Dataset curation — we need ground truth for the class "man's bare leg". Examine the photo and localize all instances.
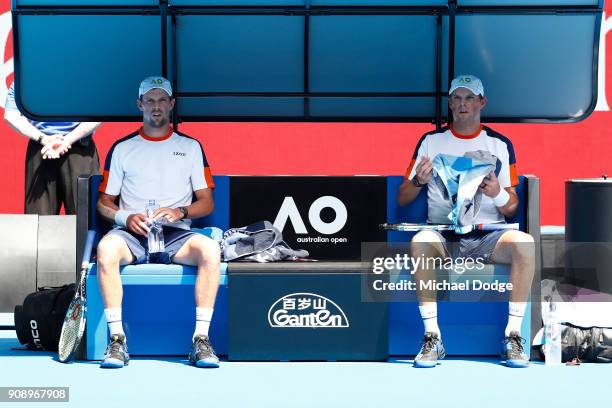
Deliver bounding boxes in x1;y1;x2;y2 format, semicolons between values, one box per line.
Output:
490;229;535;367
411;231;447;368
490;230;535;335
412;230;447;333
97;234;135;330
173;234;221;311
173;234;221;368
96;233;134;368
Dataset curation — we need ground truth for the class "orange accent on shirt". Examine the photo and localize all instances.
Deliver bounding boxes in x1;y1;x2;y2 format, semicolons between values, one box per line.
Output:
405;159;416;179
204;167;215;189
510;164;519;186
99;170;110;193
450;125;483;140
138;126;174;142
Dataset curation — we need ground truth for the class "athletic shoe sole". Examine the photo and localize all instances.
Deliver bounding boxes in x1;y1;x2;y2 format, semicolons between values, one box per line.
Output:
194;359;220;368
413;360;440;368
505;359;530;368
100;358;127;369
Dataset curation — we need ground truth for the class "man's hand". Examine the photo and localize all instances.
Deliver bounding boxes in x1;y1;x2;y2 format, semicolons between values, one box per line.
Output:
478;171;502;197
414;156;434;185
152;207;183;223
42;138;71;159
39;136;65;159
126;213;151;237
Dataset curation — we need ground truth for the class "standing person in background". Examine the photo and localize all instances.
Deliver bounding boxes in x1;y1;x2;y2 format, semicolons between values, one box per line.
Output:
4;82;101;214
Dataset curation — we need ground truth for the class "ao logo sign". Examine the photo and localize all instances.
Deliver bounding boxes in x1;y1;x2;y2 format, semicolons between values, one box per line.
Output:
268;293;350;328
273;196;347;235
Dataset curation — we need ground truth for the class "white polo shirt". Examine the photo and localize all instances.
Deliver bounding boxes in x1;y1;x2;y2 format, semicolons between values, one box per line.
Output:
406;125;519;225
100;127;214;230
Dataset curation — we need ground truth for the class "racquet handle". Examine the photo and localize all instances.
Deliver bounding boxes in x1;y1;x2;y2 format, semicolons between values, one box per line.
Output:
80;230;97;270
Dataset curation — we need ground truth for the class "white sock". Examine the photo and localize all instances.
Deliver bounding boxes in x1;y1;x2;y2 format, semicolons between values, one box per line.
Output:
104;308;124;336
419;304;441;338
505;302;527;336
194;307;214;340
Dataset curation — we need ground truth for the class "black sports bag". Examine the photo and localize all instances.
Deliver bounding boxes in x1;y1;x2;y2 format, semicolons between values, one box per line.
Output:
561;323;612;363
14;284;75;351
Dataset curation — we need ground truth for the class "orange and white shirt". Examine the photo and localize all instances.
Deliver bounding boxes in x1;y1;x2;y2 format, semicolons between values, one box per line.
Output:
100;127;214;230
406;125;519;225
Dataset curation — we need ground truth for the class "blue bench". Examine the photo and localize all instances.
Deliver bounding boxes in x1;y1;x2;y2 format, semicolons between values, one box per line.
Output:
77;174;540;359
78;175;229;360
386;175;540;356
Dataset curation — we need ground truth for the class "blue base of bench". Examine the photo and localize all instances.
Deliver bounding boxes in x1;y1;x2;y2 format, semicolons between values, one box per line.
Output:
390;302;531;356
389;264;531;355
85;262;529;359
85;263;228;361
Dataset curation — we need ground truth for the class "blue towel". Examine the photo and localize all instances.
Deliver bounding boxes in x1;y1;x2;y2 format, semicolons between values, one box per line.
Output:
432;154;495;234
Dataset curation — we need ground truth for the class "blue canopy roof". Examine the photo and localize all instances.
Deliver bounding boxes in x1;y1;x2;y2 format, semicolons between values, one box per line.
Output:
11;0;603;124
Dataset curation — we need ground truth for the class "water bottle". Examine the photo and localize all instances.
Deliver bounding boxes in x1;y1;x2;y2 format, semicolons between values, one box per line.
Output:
544;301;562;365
145;200;165;253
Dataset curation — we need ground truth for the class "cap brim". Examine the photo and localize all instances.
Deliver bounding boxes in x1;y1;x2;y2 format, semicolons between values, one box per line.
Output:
139;86;173;97
448;85;482;96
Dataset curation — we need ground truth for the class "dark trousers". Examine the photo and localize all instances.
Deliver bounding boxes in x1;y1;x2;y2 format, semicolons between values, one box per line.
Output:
24;137;100;215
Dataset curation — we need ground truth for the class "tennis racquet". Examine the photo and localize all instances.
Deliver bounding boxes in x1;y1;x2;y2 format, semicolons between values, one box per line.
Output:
380;222;520;232
58;230;96;363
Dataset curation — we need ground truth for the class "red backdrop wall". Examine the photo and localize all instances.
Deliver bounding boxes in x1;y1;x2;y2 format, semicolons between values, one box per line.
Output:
1;1;611;225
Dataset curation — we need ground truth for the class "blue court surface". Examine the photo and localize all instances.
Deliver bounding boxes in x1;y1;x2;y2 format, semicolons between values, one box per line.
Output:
0;333;608;408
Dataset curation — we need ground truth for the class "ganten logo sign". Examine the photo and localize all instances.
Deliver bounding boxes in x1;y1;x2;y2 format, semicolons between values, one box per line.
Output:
268;293;350;328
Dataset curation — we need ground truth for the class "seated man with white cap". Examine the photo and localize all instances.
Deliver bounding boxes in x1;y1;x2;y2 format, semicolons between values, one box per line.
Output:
397;74;535;368
95;76;221;369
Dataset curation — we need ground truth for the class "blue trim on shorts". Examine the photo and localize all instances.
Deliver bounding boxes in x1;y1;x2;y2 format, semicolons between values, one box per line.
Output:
107;226;196;265
436;229;509;263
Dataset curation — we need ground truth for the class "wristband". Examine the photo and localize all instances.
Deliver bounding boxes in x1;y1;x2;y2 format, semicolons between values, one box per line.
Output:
493;188;510;207
37;134;44;145
114;210;130;227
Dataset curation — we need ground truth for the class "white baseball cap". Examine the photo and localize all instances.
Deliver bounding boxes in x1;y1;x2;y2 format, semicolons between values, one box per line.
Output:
449;74;484;97
138;76;173;98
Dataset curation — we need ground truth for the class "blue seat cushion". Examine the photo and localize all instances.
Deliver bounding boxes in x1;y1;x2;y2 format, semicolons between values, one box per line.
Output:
87;263;228;286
